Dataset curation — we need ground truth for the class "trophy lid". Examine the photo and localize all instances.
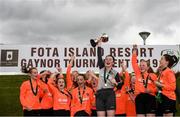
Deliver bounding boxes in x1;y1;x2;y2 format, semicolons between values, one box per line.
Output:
102;33;108;37
101;33;108;42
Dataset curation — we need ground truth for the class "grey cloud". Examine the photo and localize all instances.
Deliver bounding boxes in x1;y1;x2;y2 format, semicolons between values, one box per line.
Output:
0;0;121;44
0;0;179;45
128;0;180;35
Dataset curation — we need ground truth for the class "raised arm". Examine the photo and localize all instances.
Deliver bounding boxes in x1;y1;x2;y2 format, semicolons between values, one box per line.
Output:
66;55;75;90
97;40;104;69
120;61;130;87
56;67;64;78
131;44;141;77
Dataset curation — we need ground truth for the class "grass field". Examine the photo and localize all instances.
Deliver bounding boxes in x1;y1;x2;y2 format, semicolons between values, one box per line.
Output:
0;75;180;116
0;75;27;116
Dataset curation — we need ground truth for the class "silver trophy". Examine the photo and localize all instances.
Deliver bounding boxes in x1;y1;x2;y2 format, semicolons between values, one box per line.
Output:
90;33;109;47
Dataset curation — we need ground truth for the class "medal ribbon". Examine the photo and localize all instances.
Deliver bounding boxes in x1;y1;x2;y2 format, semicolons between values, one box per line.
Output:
104;68;112;85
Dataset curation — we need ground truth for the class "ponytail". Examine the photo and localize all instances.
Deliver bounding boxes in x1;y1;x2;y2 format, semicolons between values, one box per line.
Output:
163;54;178;68
171;55;178;67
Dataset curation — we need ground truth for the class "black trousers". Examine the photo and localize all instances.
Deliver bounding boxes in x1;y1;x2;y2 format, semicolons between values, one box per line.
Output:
74;110;89;117
115;114;126;117
23;109;40;116
40;108;53;116
53;109;70;116
135;93;156;114
156;94;176;116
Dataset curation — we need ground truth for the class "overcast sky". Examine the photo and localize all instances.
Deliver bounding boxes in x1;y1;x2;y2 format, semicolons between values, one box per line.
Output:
0;0;180;45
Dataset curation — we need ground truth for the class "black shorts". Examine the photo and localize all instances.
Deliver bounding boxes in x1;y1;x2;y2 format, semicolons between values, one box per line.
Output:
40;108;53;116
91;109;97;116
157;94;176;114
135;93;156;114
115;114;126;117
96;88;116;111
23;109;40;116
53;109;70;116
74;110;89;116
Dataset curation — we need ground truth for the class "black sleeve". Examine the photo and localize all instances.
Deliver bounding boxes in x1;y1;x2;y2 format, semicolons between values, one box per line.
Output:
115;73;124;90
97;46;104;69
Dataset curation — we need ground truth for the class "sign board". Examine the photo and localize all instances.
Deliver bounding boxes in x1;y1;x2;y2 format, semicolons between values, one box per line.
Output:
0;45;179;74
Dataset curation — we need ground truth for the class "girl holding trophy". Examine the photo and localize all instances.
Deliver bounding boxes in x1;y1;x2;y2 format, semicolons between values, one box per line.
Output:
94;34;124;117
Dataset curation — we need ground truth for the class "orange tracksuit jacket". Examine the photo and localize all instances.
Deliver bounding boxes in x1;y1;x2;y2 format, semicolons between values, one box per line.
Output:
20;79;43;110
66;64;76;91
159;67;176;100
91;87;97;110
86;80;98;110
115;71;129;115
132;53;157;96
122;72;136;116
48;84;71;111
71;86;93;116
38;80;53;109
125;94;136;116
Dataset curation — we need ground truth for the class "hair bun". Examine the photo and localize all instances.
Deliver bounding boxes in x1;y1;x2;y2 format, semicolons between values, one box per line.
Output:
163;54;179;68
171;55;178;68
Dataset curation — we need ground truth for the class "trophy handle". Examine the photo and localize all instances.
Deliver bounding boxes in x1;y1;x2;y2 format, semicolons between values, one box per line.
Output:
90;39;97;47
90;34;108;47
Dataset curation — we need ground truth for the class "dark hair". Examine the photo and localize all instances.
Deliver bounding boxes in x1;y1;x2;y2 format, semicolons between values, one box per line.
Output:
140;59;146;62
105;54;115;62
21;66;37;73
55;73;61;79
163;54;178;68
140;59;154;73
40;70;50;84
72;70;79;75
40;70;46;74
77;74;86;80
55;77;65;85
140;59;150;67
28;67;37;73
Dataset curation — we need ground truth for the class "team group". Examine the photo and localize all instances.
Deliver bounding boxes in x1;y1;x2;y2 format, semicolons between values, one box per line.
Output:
20;40;178;117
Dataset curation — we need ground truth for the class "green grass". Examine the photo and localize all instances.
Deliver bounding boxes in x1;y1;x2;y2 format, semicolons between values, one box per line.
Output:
0;75;179;116
0;75;27;116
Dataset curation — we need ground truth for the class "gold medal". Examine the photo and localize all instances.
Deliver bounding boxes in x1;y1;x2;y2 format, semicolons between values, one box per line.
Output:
105;83;107;87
